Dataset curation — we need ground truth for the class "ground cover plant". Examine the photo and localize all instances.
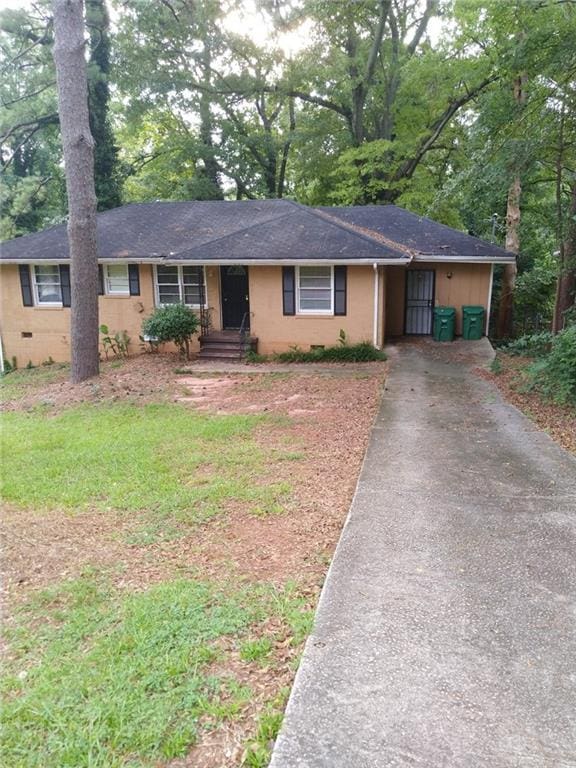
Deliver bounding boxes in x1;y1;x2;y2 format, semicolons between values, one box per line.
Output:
245;341;387;364
1;354;386;767
480;331;576;454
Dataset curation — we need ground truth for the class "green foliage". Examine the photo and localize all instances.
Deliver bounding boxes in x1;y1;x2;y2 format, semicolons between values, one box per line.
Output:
528;327;576;406
0;403;291;521
241;689;289;768
239;637;273;663
141;304;199;359
273;341;387;363
1;571;306;767
86;0;122;210
503;332;555;358
99;324;130;359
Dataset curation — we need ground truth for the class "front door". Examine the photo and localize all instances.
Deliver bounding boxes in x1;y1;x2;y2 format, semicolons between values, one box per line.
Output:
405;270;435;334
220;265;249;329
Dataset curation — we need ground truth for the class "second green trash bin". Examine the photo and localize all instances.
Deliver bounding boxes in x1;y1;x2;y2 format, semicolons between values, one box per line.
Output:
462;305;485;340
433;306;456;342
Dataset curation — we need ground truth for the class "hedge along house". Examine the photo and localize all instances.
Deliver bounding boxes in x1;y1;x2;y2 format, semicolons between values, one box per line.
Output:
0;200;515;366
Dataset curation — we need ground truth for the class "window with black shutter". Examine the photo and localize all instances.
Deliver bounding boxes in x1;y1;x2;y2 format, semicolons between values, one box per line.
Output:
282;266;295;315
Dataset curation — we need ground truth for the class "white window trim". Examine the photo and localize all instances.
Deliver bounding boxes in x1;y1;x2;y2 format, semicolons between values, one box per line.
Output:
296;265;334;315
32;265;63;307
103;264;130;296
153;264;207;308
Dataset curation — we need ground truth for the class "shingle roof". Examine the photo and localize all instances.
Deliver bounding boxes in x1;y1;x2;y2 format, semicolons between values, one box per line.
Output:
0;200;515;264
318;205;513;261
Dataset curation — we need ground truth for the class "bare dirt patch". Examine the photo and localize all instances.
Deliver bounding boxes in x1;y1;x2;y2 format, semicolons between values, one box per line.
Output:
1;354;386;766
477;354;576;455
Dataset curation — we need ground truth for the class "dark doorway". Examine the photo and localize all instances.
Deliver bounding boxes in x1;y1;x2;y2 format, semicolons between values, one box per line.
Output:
405;270;435;334
220;265;249;329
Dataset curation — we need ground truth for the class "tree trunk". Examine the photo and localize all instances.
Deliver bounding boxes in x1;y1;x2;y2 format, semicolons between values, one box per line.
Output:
496;72;526;339
552;179;576;332
53;0;99;383
496;176;521;338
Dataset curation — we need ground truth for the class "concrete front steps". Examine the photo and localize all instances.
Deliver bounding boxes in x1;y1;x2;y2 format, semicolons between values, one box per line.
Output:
198;331;258;361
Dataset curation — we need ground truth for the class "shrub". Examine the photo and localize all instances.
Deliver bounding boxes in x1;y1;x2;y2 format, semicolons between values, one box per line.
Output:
273;341;386;363
141;304;199;359
503;331;554;358
528;326;576;406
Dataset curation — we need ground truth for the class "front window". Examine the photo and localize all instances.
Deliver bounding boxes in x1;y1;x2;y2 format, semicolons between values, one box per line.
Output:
104;264;130;295
297;266;333;314
33;265;62;305
155;265;206;307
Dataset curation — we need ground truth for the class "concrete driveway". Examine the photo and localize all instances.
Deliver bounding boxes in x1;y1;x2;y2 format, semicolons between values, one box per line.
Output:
270;340;576;768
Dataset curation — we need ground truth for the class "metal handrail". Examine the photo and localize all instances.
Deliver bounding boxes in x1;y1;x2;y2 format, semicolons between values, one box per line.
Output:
238;311;253;358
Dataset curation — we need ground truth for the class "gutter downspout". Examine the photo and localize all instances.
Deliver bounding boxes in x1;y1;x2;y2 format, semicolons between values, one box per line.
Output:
486;264;494;336
373;263;379;348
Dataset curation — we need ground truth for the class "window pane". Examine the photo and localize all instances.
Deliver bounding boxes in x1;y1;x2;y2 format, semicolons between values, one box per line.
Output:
300;266;331;279
300;296;332;310
158;287;181;303
34;266;60;282
298;266;332;312
156;266;179;283
34;266;62;303
182;266;202;284
183;286;201;305
105;264;129;294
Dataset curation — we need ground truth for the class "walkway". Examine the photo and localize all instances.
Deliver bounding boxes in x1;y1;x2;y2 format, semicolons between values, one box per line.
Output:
270;339;576;768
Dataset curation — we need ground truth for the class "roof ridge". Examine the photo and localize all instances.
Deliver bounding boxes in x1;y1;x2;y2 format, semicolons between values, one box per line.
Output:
312;207;415;258
167;207;299;259
355;205;513;257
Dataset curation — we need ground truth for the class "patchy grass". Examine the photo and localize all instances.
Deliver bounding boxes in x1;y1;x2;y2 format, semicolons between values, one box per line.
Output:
1;357;385;766
0;363;69;398
1;570;312;768
0;403;290;522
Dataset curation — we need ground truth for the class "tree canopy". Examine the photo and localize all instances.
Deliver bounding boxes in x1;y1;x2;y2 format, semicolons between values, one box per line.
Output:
1;0;575;332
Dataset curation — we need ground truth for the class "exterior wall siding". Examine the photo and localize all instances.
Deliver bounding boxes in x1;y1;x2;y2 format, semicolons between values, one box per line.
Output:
0;264;222;367
385;262;492;337
248;265;377;354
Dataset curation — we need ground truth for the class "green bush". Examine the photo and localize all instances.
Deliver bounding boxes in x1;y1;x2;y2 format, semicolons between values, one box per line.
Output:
528;326;576;406
503;331;554;358
141;304;199;359
273;341;386;363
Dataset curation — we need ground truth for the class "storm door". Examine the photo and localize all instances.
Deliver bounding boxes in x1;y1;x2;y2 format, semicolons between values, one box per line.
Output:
220;266;249;329
405;270;435;334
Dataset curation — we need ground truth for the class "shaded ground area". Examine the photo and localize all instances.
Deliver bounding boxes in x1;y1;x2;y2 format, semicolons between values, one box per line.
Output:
0;355;386;767
271;340;576;768
478;353;576;454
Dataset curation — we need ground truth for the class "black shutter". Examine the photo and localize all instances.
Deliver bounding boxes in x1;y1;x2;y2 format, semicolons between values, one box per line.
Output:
98;265;104;295
334;265;347;316
282;266;295;315
59;264;71;307
128;264;140;296
19;265;33;306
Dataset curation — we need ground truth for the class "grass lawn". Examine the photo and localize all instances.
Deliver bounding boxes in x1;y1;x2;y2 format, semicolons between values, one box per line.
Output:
1;357;385;766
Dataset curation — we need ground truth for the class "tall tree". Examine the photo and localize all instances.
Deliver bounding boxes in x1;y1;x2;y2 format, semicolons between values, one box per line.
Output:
52;0;99;382
86;0;121;210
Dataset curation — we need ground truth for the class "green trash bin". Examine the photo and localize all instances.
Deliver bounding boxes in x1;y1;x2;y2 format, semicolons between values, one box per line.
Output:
433;306;456;342
462;305;485;340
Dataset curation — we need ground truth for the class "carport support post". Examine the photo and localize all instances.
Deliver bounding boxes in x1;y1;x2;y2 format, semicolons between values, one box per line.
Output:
373;263;380;348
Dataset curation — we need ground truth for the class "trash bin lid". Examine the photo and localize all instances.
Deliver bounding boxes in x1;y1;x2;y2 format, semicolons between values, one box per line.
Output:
434;306;456;316
462;305;484;314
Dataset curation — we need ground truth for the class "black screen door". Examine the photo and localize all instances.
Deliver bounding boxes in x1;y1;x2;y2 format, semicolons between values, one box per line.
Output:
405;270;435;334
221;266;249;329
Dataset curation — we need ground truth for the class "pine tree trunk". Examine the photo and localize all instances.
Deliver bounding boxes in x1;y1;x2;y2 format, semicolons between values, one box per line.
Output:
552;179;576;332
53;0;99;382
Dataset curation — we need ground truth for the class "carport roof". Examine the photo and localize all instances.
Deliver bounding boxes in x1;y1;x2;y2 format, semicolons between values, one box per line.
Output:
0;199;515;264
